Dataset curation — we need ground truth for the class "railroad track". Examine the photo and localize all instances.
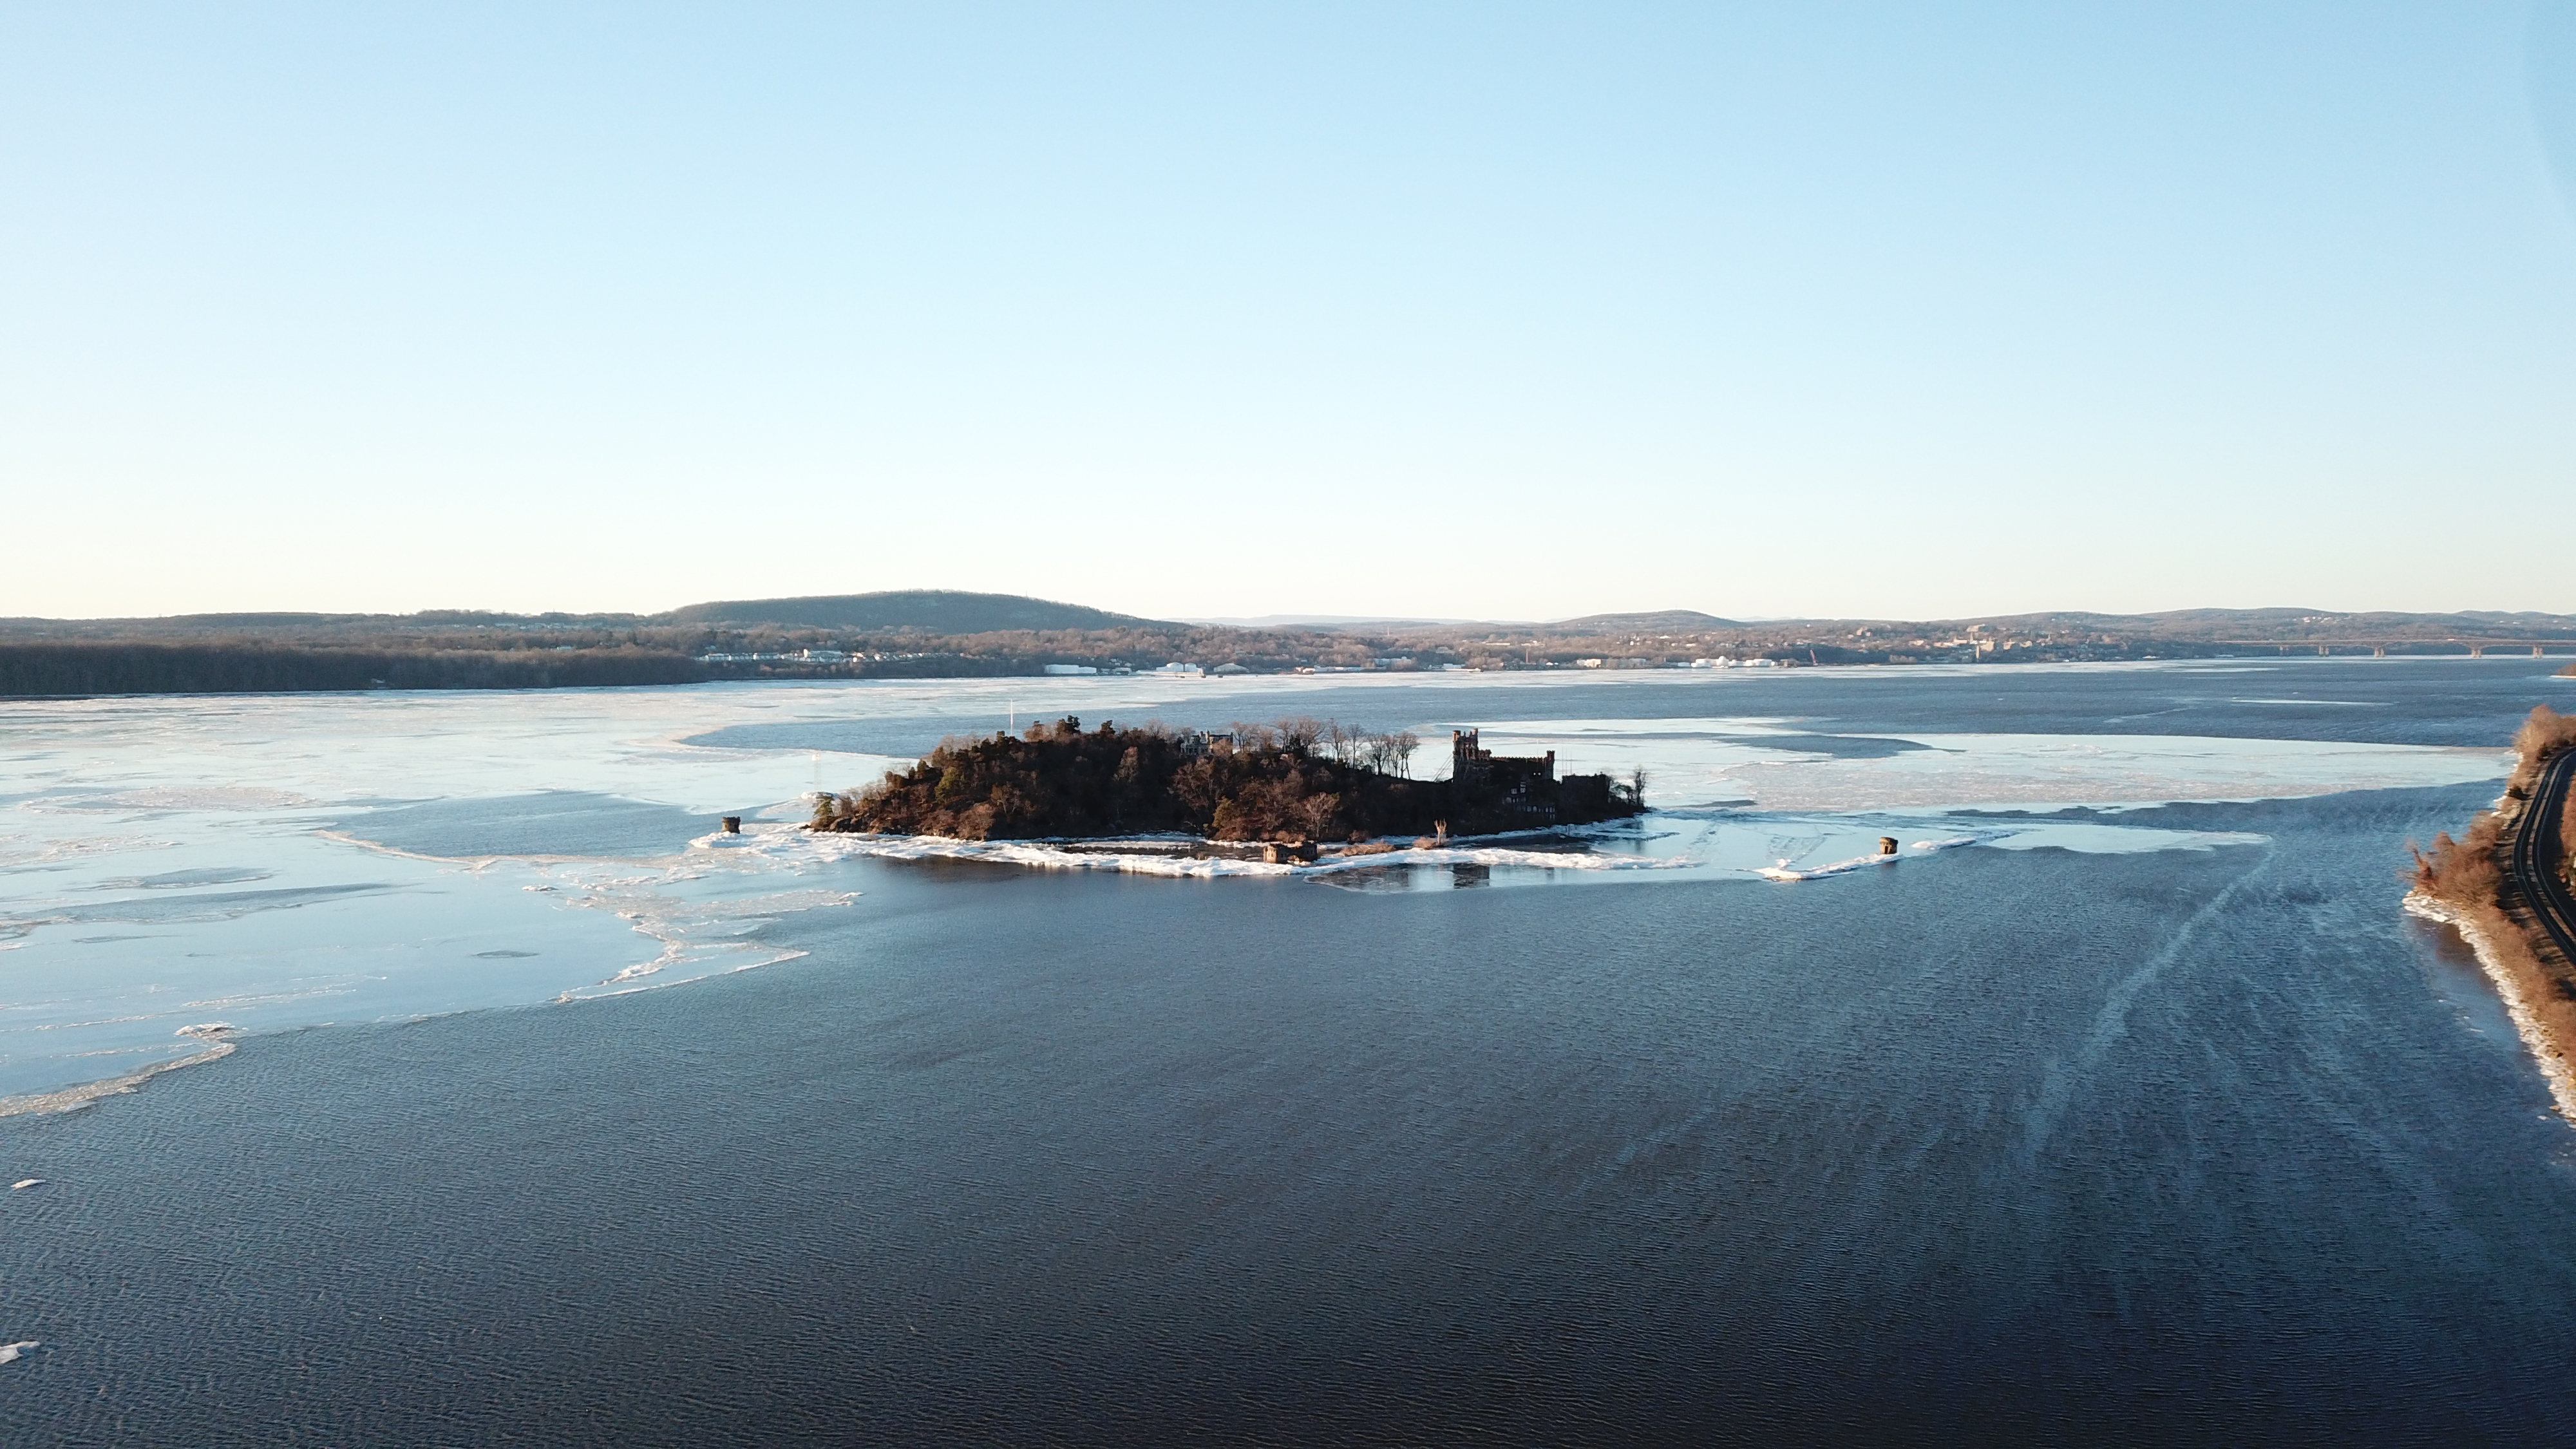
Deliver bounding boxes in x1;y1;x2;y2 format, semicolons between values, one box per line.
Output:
2506;748;2576;970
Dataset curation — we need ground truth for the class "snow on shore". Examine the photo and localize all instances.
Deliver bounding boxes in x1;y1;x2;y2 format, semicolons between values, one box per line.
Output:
2405;891;2576;1123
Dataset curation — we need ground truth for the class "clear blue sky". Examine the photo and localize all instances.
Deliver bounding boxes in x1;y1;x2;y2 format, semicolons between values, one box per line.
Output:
5;3;2573;622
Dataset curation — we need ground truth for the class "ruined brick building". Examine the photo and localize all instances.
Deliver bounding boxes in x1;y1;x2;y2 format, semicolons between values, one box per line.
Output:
1450;728;1622;825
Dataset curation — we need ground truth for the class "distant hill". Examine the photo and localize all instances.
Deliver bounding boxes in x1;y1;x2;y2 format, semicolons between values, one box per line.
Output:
1544;609;1743;634
658;590;1173;634
1186;614;1490;630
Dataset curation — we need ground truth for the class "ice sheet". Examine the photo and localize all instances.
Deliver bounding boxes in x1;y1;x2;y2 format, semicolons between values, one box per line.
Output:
0;670;2503;1101
1452;719;2506;812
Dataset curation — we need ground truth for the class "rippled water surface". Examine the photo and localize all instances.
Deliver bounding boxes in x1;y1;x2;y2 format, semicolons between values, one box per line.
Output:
2;659;2573;1443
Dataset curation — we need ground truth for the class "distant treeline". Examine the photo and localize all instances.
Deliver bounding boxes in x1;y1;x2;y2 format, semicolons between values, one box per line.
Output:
0;644;704;697
18;590;2570;697
0;620;1411;694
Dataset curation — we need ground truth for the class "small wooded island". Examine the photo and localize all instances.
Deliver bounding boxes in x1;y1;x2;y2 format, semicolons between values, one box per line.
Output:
811;717;1645;845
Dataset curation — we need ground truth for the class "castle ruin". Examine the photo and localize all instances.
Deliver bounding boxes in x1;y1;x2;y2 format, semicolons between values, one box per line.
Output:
1451;728;1620;825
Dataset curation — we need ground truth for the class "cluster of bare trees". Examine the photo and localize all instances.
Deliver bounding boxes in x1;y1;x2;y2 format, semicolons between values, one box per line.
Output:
1228;717;1420;778
2414;707;2576;905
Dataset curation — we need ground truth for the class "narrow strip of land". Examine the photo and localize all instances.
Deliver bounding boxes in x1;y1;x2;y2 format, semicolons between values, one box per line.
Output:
2404;707;2576;1117
2504;748;2576;971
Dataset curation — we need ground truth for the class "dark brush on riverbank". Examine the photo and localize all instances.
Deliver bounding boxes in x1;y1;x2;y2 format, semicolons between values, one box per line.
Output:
2411;706;2576;1090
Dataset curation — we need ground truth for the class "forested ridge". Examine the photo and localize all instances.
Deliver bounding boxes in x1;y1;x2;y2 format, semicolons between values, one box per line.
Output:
12;590;2573;696
0;643;701;696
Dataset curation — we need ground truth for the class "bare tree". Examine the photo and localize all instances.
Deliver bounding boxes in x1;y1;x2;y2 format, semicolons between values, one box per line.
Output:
1293;791;1340;842
1320;719;1352;765
1385;730;1419;778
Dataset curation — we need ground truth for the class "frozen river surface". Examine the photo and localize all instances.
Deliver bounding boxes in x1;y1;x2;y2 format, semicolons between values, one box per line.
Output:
6;658;2576;1444
0;663;2519;1100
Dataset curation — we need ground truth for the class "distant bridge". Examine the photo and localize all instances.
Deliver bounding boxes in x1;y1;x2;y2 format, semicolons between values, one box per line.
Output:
2210;639;2573;659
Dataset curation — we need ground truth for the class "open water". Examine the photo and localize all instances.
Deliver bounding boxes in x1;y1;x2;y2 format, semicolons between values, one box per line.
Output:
1;658;2573;1443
